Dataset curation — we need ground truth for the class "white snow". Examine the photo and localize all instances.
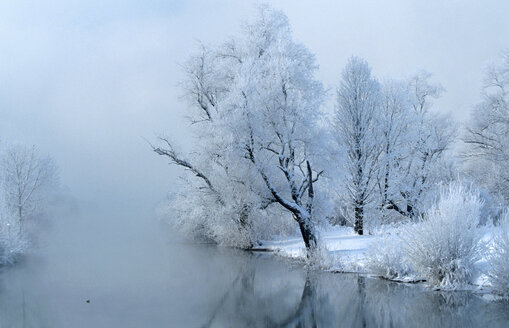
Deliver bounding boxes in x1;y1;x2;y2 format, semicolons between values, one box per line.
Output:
255;224;501;293
256;226;376;272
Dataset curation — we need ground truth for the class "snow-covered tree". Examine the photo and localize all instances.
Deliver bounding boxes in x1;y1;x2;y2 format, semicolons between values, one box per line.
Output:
233;7;326;251
153;56;267;248
401;72;455;216
0;144;58;233
333;64;455;230
376;80;412;223
334;57;381;235
378;72;456;220
463;52;509;205
154;6;327;252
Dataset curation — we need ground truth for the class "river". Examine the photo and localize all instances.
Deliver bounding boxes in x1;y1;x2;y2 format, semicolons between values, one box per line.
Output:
0;207;507;327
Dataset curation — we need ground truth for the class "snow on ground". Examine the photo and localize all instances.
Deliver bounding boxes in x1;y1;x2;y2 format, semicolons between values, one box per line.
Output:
256;226;377;272
256;227;497;291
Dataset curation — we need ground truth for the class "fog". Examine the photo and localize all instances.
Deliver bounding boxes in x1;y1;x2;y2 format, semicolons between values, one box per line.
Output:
1;0;508;211
1;2;509;326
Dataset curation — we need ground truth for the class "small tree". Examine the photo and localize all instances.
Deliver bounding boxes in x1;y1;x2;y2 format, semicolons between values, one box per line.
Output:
1;144;57;233
376;80;412;223
463;52;509;204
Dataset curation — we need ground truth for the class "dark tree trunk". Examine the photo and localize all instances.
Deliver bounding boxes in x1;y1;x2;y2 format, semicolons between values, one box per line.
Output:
239;204;252;231
353;140;365;236
354;205;363;235
238;204;254;249
296;217;317;251
406;203;414;218
18;205;23;234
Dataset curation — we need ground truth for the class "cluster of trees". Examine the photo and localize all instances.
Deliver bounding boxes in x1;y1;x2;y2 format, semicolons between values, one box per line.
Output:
334;59;455;234
154;6;509;260
0;143;58;264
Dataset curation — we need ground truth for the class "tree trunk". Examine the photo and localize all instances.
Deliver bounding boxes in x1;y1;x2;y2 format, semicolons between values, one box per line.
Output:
406;203;414;219
238;203;254;249
354;205;363;235
297;217;317;251
18;205;23;234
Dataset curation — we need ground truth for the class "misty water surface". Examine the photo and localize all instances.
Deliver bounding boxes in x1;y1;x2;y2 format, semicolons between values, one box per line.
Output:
0;207;508;327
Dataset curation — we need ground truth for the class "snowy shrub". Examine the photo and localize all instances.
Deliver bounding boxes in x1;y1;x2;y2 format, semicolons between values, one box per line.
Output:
488;212;509;296
306;241;331;270
366;230;414;280
400;183;484;288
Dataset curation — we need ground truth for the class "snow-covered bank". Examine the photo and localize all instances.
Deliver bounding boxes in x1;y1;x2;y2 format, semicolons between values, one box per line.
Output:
254;225;500;294
256;226;375;273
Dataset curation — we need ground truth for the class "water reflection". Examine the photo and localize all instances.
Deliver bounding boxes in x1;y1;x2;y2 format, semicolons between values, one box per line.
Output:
0;209;507;327
197;252;509;328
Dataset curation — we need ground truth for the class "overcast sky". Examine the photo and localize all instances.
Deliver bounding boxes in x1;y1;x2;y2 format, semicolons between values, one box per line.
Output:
0;0;508;212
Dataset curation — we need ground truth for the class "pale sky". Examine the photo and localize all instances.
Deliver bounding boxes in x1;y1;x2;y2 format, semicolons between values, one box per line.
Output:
0;0;508;211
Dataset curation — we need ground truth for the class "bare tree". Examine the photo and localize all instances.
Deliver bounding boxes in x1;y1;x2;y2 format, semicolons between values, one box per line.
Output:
463;52;509;204
1;144;57;232
376;80;412;223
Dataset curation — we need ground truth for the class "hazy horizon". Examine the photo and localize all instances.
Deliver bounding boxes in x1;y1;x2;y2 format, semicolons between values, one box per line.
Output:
1;0;508;211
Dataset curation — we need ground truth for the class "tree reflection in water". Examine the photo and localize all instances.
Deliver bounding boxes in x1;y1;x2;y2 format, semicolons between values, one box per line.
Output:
0;246;507;327
201;253;509;328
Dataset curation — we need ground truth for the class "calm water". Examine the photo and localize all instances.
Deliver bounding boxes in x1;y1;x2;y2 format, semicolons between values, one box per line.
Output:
0;208;508;327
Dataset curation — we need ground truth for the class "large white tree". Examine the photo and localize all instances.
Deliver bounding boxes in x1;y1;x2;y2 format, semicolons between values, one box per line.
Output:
154;6;327;252
229;7;326;250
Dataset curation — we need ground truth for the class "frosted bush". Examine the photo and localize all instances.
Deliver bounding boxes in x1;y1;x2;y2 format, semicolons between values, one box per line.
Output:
488;212;509;296
400;183;484;288
366;231;414;280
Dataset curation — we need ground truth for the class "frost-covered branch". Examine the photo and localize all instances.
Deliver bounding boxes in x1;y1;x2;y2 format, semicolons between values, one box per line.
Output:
152;137;224;205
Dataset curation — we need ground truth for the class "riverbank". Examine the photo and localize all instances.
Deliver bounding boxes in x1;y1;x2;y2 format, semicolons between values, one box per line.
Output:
254;226;494;290
255;226;374;272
